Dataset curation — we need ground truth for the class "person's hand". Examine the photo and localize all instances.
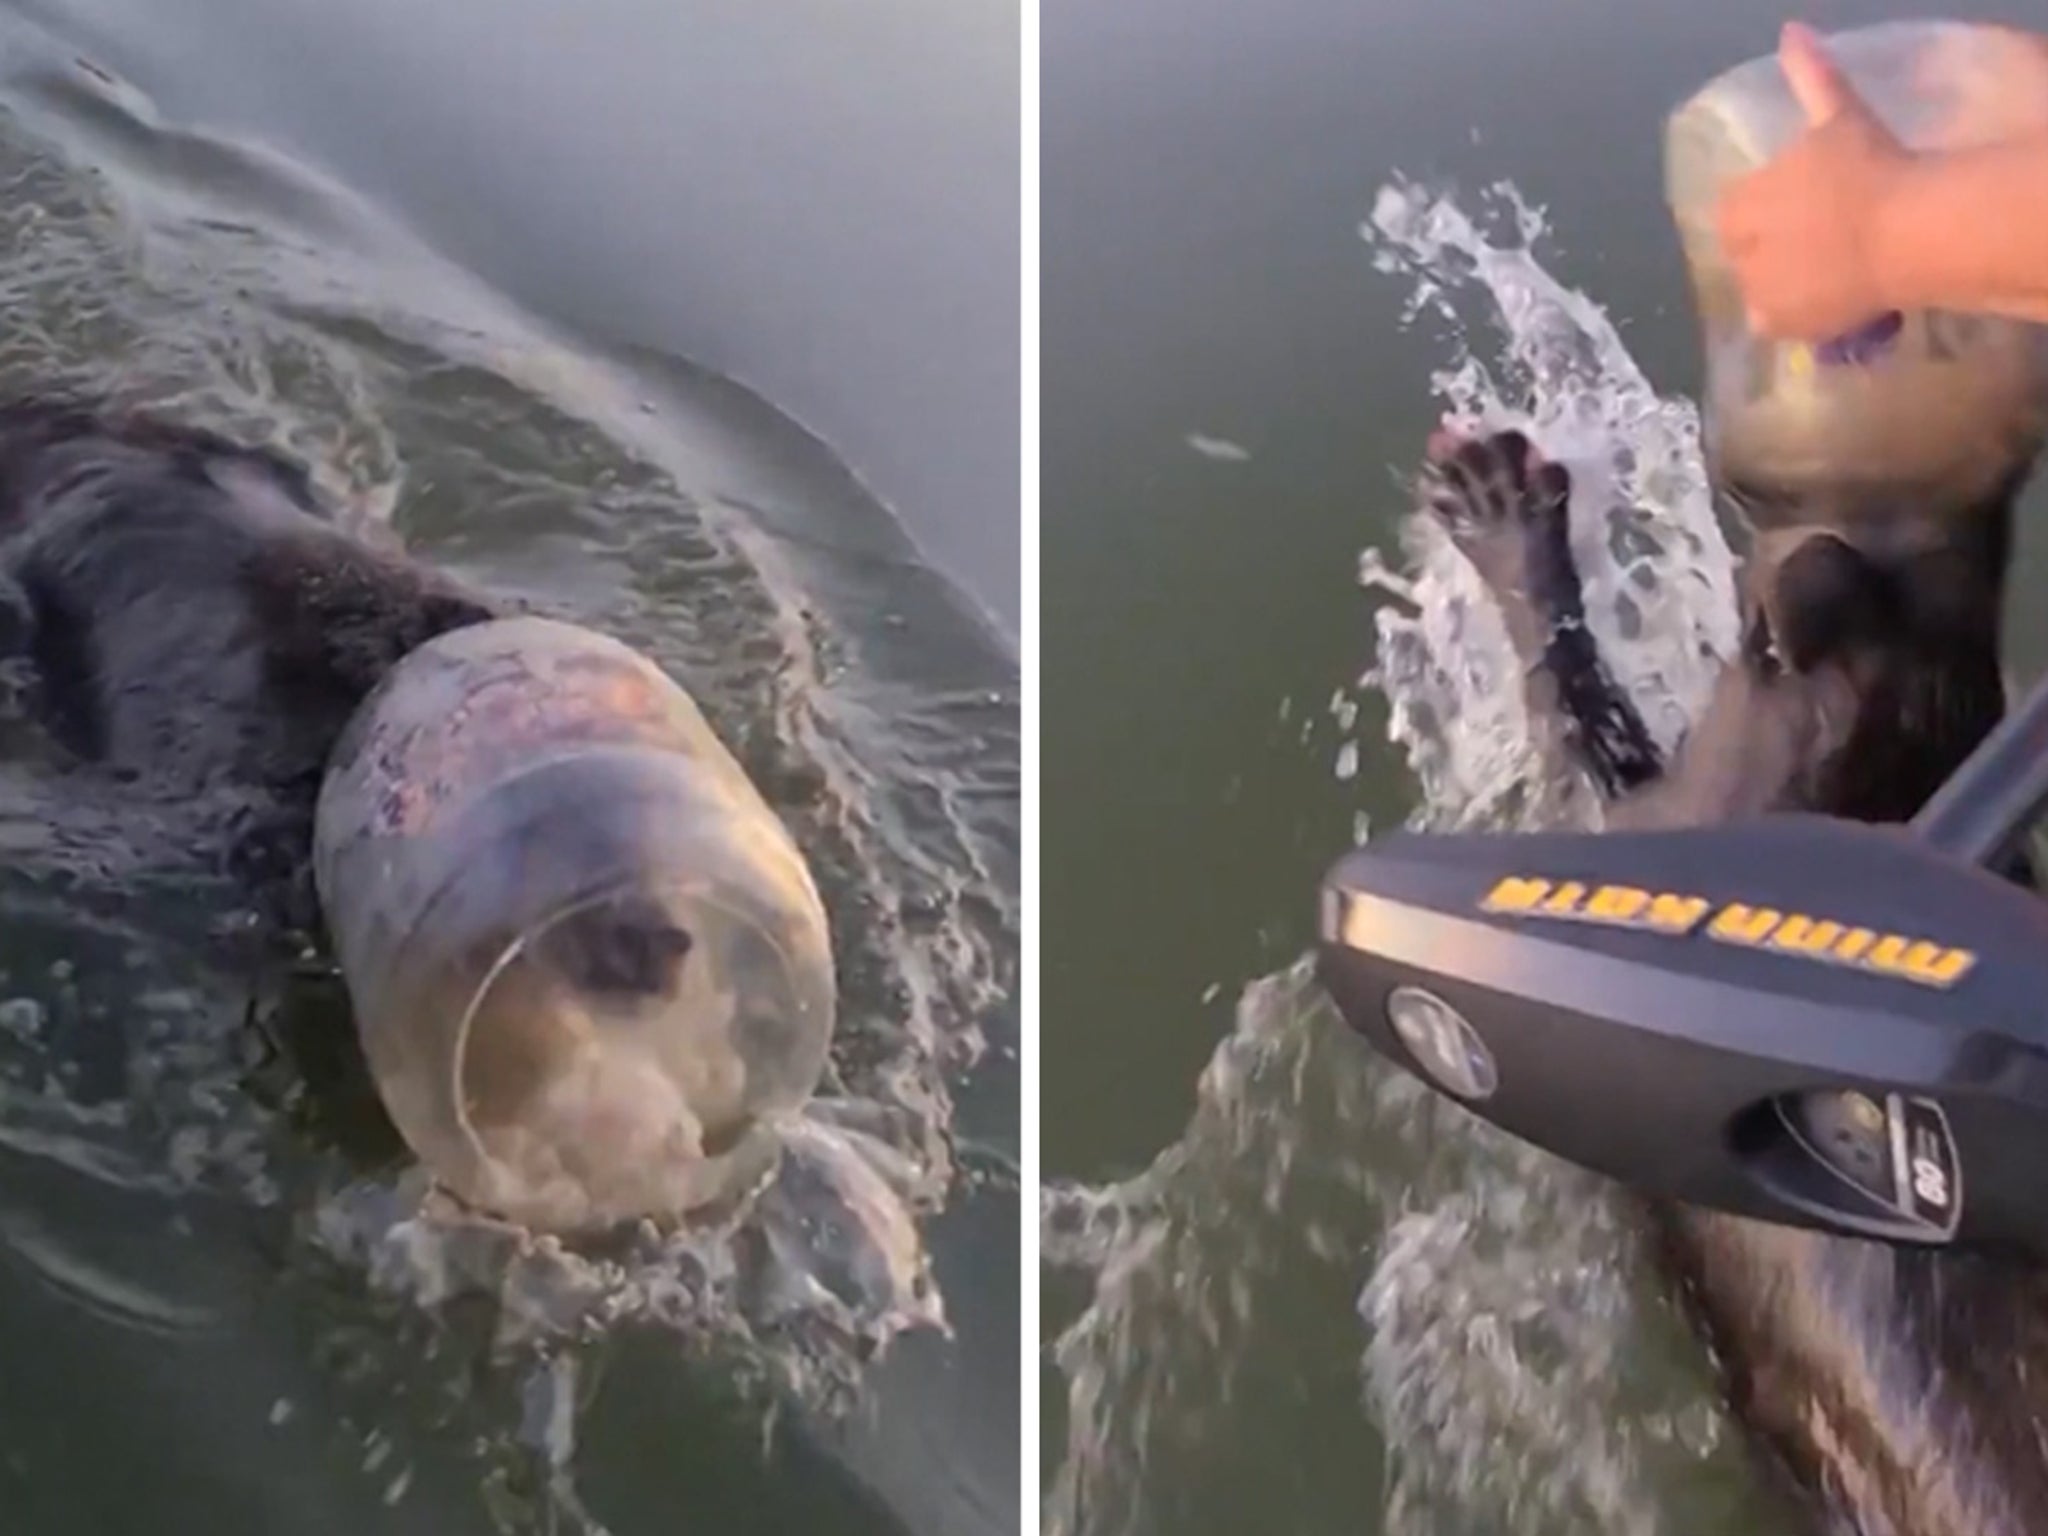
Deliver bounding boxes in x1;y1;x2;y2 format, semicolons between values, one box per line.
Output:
1715;21;1918;340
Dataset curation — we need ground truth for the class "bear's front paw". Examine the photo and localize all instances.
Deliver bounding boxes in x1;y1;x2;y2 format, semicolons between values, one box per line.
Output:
1419;427;1582;660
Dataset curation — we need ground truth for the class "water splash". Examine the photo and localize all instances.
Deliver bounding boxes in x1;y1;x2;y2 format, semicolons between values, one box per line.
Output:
1043;963;1395;1536
1045;179;1789;1536
1348;179;1776;1536
1356;178;1738;833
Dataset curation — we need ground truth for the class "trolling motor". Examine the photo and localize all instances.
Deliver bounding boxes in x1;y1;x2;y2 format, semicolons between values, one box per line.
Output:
1317;669;2048;1254
1316;20;2048;1255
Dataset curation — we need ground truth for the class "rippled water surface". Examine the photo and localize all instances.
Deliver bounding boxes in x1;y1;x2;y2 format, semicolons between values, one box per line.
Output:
1043;1;2048;1533
0;8;1018;1536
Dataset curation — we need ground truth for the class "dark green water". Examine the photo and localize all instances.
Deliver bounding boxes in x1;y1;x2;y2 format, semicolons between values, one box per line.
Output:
1044;2;2048;1534
0;6;1019;1536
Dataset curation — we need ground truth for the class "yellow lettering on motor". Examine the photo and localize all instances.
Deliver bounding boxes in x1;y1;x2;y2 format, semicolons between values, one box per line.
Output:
1865;938;1976;989
1471;877;1973;989
1709;904;1783;945
1644;894;1711;933
1480;877;1552;914
1585;885;1647;922
1911;946;1976;988
1768;915;1843;955
1482;879;1709;934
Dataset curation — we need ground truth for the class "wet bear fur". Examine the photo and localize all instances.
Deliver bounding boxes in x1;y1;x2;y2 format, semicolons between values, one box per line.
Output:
1421;425;2048;1536
0;397;501;911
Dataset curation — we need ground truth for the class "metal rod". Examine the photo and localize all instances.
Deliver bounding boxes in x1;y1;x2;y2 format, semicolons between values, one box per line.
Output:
1911;672;2048;866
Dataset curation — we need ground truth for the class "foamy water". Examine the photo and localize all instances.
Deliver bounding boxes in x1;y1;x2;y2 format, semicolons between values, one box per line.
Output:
1044;180;1792;1535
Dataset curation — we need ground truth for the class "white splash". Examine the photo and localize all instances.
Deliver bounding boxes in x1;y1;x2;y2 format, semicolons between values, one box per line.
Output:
1043;962;1393;1536
314;1103;947;1368
1357;177;1738;833
1044;178;1781;1536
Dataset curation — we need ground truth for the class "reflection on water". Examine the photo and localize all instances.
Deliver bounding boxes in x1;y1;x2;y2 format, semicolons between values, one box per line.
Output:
1043;184;1807;1536
0;29;1015;1536
4;0;1023;636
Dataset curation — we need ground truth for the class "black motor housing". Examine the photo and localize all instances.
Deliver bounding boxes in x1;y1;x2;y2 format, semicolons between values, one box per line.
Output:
1316;814;2048;1254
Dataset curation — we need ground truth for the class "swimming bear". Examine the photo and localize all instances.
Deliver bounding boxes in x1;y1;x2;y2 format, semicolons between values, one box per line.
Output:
1419;425;2044;1536
0;395;842;1238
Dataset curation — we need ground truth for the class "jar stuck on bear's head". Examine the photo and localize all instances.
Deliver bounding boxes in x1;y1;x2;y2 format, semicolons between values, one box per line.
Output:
1665;20;2048;530
313;617;835;1233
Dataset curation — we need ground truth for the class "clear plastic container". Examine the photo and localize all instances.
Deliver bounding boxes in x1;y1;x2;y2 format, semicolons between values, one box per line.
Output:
313;616;835;1233
1665;21;2048;522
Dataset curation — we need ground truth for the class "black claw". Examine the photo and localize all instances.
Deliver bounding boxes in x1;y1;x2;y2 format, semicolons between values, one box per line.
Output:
1490;429;1533;488
1425;485;1469;529
1446;439;1503;502
1533;461;1572;515
1436;451;1479;511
